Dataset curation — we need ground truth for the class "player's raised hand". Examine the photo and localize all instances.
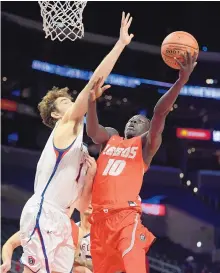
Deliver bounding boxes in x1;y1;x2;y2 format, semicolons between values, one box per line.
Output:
119;12;134;45
175;51;197;85
85;154;97;177
1;261;11;273
88;77;111;102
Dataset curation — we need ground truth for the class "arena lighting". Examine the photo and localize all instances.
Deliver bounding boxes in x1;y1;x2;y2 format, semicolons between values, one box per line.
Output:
193;187;198;193
176;128;211;141
138;109;147;116
186;180;191;186
158;87;220;100
213;131;220;142
141;203;166;216
197;241;202;248
12;90;21;97
32;60;220;100
179;173;184;178
106;102;111;107
206;79;214;85
7;132;19;143
1;99;17;112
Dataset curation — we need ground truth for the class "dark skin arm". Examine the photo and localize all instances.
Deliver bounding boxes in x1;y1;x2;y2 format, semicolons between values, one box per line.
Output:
142;52;198;166
86;87;119;145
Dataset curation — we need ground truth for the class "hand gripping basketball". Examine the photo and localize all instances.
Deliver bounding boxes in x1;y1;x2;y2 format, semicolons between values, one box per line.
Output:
175;51;197;85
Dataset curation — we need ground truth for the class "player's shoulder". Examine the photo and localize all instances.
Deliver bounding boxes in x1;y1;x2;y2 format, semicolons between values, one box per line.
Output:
105;127;119;138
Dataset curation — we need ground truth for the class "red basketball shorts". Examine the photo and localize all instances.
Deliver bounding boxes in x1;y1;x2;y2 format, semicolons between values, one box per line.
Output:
90;209;156;273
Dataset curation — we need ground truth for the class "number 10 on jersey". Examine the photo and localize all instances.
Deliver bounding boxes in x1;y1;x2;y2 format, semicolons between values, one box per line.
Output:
102;159;126;176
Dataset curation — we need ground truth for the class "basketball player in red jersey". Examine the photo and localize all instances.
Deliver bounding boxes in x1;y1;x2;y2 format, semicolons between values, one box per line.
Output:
86;51;197;273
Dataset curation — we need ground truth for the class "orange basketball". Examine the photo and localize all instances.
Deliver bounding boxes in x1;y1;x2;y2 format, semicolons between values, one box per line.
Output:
161;31;199;69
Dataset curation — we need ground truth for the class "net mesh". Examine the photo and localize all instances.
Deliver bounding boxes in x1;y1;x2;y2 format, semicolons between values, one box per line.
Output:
38;1;87;42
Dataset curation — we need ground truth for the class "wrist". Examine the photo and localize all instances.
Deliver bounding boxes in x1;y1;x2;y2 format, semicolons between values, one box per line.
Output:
177;77;188;86
177;78;189;87
88;99;96;107
116;39;126;49
86;171;96;180
3;259;11;265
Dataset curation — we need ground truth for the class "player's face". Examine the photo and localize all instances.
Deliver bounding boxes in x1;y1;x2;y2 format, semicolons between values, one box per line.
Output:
53;96;74;119
84;204;93;216
124;115;150;139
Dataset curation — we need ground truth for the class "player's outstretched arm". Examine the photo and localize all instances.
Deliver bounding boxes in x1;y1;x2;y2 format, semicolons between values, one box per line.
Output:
1;231;21;273
65;12;134;122
77;155;97;213
145;52;197;155
86;87;118;144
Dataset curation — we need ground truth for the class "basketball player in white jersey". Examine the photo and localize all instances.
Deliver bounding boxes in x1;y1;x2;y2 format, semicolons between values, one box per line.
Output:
1;204;92;273
18;12;134;273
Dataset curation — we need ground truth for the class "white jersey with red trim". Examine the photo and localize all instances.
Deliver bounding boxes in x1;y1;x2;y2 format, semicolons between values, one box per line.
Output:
19;122;88;273
32;122;88;210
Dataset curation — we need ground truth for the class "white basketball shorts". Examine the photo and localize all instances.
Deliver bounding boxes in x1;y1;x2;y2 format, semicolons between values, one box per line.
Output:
20;199;74;273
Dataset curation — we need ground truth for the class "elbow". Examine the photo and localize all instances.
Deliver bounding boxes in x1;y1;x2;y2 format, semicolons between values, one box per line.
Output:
86;127;96;139
86;122;99;138
86;127;100;144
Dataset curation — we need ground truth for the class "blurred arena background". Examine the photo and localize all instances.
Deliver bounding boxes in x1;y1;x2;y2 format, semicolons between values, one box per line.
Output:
1;1;220;273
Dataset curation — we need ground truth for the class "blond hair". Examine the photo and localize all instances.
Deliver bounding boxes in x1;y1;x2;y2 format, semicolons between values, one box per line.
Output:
38;87;72;128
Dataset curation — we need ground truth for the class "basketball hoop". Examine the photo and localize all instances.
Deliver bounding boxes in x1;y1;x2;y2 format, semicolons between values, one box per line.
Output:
38;1;87;42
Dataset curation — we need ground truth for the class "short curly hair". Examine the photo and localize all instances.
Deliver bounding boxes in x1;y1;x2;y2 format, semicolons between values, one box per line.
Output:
38;87;72;128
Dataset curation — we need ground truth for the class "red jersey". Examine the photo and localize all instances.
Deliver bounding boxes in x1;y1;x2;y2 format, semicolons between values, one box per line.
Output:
92;135;148;212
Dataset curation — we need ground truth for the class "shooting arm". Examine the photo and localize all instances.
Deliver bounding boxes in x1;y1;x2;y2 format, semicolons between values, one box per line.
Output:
146;52;197;154
147;79;184;152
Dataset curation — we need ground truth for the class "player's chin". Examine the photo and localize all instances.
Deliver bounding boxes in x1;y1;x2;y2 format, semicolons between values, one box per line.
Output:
125;131;135;139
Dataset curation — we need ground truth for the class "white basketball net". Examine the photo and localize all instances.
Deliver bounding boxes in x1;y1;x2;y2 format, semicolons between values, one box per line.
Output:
38;1;87;42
